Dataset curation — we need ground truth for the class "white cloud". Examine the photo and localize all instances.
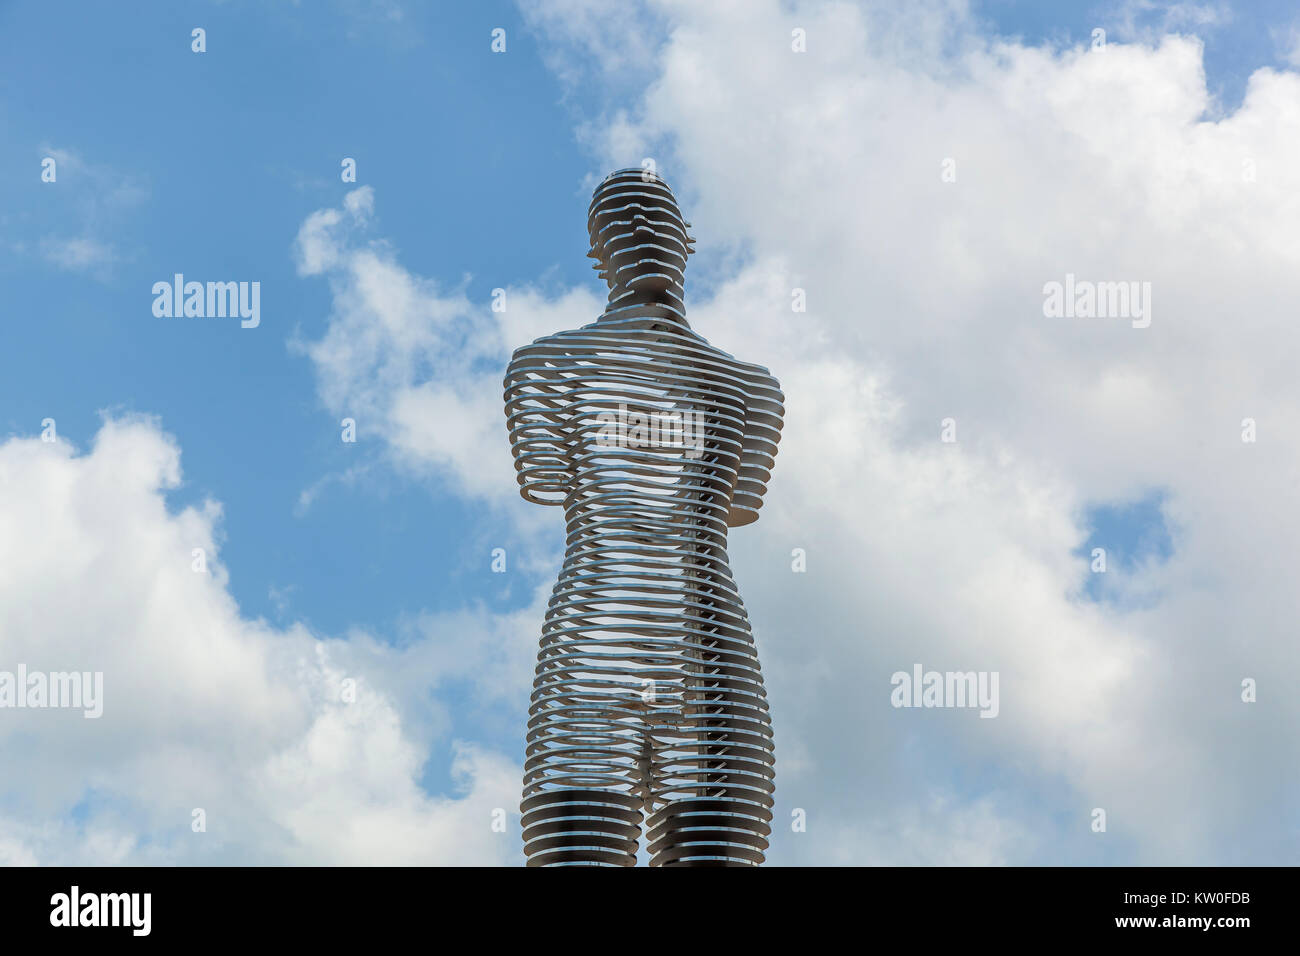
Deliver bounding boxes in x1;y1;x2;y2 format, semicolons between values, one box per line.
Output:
1273;21;1300;68
292;186;606;509
518;0;667;89
0;417;523;864
40;236;117;272
32;145;148;277
503;0;1300;863
1106;0;1232;45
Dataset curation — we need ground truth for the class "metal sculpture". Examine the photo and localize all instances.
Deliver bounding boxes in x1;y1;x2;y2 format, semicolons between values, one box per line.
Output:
503;168;784;866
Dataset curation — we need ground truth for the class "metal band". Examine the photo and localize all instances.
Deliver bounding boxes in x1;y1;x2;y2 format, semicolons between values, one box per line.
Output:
504;169;783;865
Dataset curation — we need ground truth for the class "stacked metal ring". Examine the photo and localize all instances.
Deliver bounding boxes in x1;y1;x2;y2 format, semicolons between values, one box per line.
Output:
505;169;783;865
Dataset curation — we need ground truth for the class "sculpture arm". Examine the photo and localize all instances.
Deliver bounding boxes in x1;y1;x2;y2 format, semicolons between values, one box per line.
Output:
727;371;784;528
503;344;574;506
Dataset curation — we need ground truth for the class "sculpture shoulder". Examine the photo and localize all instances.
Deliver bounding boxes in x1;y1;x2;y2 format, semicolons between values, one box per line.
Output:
504;332;583;385
506;332;569;363
708;346;783;405
506;326;605;369
732;356;782;395
670;333;781;391
507;325;782;401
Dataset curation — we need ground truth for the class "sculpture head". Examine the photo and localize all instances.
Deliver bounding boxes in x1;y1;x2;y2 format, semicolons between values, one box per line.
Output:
587;169;696;306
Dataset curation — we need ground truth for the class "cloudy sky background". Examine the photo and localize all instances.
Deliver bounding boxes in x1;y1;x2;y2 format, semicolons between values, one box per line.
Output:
1;0;1297;864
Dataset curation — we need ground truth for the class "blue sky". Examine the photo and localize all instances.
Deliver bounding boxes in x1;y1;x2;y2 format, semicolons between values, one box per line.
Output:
1;0;591;641
1;0;606;805
2;0;1296;865
0;0;1193;643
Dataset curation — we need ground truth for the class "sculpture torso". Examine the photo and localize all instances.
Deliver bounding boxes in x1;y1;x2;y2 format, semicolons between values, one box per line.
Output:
505;317;781;523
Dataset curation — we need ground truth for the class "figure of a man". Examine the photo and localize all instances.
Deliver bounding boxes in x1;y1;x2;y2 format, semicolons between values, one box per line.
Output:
503;169;784;866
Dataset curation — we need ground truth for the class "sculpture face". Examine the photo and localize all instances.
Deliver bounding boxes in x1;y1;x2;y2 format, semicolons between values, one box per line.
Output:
587;169;695;320
503;170;784;866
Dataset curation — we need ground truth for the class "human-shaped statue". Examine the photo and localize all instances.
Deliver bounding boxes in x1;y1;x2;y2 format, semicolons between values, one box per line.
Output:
503;168;784;866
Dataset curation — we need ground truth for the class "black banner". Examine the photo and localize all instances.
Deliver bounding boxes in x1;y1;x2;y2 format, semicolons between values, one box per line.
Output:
0;866;1281;942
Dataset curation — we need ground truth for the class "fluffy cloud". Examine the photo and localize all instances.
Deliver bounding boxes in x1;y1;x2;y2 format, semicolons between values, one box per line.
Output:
292;185;605;510
502;0;1299;863
0;417;522;864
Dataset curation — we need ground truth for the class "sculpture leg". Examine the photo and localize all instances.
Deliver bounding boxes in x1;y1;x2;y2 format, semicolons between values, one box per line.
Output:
644;628;775;866
520;787;643;867
520;692;650;866
644;715;775;867
646;796;772;866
